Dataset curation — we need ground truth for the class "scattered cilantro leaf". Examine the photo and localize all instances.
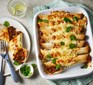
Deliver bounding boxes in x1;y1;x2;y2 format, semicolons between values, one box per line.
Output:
31;63;37;68
43;19;49;23
69;43;76;49
13;61;20;66
81;64;88;69
37;19;43;22
56;64;61;70
70;35;76;40
46;54;51;60
64;17;72;23
3;21;10;27
66;26;71;32
60;41;65;45
52;58;56;64
73;17;79;21
37;19;48;23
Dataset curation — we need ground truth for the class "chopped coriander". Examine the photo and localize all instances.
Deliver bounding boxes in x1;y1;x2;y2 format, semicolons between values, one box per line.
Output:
64;17;72;23
73;17;79;21
70;35;76;40
43;19;49;23
37;19;48;23
31;63;37;68
60;41;65;45
13;61;20;66
52;58;56;64
3;21;10;27
66;26;71;32
37;19;43;22
69;43;76;49
81;64;88;69
46;54;51;60
56;64;61;70
20;65;31;76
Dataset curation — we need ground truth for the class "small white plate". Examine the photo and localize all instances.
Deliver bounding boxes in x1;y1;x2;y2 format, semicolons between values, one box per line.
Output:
0;17;31;76
33;7;93;80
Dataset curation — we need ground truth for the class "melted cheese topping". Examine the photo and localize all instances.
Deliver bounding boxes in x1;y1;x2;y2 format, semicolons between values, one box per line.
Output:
37;11;90;74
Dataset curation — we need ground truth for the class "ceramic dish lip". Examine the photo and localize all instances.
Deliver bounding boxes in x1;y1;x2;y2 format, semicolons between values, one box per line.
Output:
19;63;34;78
33;7;93;80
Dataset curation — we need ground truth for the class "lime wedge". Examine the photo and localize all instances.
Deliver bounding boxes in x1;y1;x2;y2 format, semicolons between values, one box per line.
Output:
15;4;26;11
10;7;16;15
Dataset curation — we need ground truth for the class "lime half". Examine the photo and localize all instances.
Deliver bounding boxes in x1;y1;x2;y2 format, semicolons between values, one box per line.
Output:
10;7;16;15
15;4;26;12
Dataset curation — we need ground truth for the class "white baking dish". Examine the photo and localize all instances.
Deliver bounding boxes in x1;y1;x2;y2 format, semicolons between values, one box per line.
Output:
33;7;93;80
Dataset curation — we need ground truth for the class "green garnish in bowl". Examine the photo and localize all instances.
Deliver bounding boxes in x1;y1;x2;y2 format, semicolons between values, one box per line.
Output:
20;65;31;76
19;64;34;78
3;21;10;27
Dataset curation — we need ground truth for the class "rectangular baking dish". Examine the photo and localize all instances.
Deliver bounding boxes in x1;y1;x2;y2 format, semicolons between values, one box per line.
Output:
33;7;93;80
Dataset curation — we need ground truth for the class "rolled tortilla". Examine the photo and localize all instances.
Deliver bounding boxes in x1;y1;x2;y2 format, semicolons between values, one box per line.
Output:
77;45;89;54
40;40;85;49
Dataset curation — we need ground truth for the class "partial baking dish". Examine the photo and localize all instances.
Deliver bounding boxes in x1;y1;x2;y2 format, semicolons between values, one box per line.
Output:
33;7;93;80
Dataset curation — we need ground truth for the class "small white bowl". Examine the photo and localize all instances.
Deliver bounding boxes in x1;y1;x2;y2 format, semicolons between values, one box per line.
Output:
19;63;34;78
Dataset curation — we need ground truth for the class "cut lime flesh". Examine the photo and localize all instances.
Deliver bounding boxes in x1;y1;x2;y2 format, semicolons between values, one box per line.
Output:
10;7;16;15
15;4;26;11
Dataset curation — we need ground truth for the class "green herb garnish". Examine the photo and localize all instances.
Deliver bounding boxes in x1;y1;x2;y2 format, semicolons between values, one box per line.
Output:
31;64;37;68
3;21;10;27
37;19;48;23
70;35;76;40
66;26;71;32
56;64;61;70
69;43;76;49
52;58;56;64
37;19;43;22
43;19;49;23
73;17;79;21
46;54;51;60
81;64;88;69
60;41;65;45
13;61;20;66
20;65;31;76
64;17;72;23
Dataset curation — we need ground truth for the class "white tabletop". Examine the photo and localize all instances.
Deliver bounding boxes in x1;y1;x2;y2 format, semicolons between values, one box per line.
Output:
0;0;93;85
